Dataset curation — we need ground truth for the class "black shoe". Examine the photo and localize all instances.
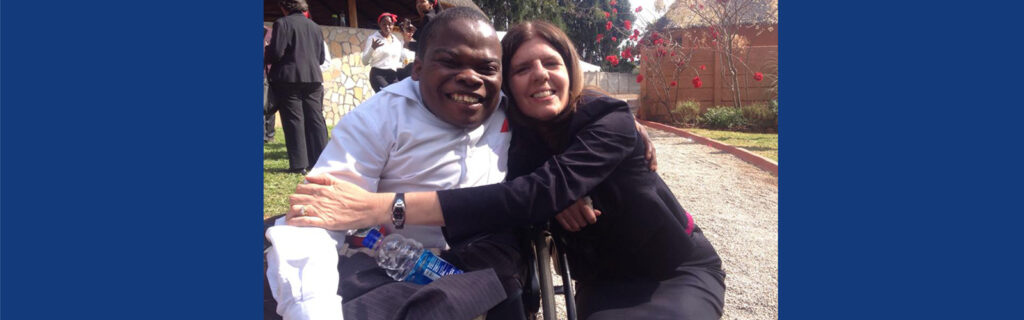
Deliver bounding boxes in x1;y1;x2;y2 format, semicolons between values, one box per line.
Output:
287;168;308;175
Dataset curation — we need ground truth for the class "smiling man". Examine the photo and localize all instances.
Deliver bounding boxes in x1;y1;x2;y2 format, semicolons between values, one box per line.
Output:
265;7;527;320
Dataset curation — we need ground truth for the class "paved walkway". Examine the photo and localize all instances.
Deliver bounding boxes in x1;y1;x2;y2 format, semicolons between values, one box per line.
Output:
549;127;779;319
648;128;778;319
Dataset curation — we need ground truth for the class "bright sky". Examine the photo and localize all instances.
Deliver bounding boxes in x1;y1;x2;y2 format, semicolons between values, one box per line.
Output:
630;0;676;32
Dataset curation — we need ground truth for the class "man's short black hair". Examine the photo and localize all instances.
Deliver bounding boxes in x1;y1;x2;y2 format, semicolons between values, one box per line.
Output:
415;7;492;59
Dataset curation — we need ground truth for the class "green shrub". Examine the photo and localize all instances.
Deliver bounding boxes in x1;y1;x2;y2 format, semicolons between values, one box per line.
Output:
672;100;701;126
700;106;747;130
741;102;778;132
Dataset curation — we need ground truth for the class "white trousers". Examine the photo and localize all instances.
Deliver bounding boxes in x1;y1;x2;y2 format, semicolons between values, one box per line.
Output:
265;217;349;320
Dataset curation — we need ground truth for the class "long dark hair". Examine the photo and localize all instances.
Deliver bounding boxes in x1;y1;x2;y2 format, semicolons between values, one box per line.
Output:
501;21;584;151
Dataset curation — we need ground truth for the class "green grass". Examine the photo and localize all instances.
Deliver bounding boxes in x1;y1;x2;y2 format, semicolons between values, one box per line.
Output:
685;128;778;161
264;127;332;218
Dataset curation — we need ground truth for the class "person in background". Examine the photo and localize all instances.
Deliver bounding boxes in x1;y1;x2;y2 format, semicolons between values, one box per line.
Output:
362;12;412;93
264;26;278;144
265;0;328;174
264;10;331;146
397;0;443;80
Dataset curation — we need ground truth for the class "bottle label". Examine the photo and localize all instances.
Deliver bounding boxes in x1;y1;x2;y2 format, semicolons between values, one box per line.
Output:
402;251;463;285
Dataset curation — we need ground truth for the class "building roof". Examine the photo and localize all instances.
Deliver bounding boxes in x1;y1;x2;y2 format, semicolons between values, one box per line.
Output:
662;0;778;29
265;0;483;29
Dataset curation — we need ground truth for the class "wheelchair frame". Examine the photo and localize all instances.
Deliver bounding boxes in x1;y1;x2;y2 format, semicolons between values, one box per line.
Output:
527;226;577;320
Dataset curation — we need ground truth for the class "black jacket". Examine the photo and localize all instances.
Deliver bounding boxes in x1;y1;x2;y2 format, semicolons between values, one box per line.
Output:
265;12;325;83
440;92;718;281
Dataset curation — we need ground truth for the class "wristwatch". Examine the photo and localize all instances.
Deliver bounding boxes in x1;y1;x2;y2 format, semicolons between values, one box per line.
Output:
391;193;406;229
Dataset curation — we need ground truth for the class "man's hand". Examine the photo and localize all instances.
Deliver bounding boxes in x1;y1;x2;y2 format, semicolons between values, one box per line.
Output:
555;197;601;232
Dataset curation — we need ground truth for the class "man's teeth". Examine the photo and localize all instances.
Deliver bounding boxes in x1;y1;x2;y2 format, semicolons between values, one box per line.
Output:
451;94;480;103
531;90;554;98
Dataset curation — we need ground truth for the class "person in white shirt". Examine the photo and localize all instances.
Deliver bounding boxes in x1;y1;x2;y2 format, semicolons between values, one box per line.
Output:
362;12;414;93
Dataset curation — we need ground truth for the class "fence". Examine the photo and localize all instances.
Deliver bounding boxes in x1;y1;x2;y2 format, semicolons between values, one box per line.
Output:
582;72;640;96
637;45;777;122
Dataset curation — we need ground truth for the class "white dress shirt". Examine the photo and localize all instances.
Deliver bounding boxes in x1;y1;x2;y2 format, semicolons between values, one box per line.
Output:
266;77;510;319
360;31;412;70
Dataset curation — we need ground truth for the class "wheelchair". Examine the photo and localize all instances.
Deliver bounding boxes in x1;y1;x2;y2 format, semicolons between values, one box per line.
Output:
522;223;577;320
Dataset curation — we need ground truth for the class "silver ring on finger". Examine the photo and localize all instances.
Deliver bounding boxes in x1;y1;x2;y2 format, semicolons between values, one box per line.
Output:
300;205;307;216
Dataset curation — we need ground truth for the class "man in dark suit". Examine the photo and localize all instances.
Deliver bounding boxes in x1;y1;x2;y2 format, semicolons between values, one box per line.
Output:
265;0;327;174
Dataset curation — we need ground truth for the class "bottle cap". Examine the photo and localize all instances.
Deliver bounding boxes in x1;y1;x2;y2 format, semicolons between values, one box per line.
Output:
362;228;383;249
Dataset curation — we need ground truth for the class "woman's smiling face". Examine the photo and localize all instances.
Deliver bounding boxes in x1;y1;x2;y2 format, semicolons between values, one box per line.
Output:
507;38;570;122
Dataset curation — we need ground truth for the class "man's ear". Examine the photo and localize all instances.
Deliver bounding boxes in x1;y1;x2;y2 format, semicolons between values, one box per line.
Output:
411;60;423;81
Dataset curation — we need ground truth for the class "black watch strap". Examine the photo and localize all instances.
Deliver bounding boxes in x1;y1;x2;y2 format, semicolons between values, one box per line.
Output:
391;193;406;230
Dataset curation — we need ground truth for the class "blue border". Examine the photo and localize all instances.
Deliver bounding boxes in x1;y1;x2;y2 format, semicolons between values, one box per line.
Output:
781;1;1022;318
2;0;262;318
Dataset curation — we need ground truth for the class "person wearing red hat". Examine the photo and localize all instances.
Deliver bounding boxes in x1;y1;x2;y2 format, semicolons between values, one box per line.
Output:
362;12;412;93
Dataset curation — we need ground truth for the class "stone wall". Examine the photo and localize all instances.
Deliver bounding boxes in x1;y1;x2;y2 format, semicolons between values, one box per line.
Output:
319;26;377;126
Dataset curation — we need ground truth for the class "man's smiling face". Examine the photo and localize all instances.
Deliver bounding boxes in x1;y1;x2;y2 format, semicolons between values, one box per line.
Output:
412;18;502;129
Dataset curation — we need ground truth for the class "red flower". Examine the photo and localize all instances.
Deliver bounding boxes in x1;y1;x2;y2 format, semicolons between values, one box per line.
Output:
605;12;610;19
634;29;640;37
605;55;619;66
606;21;613;31
635;6;642;12
670;51;676;56
621;47;632;59
612;36;617;42
654;38;664;45
612;8;618;14
692;76;703;88
670;81;677;87
596;33;604;42
624;20;632;30
753;72;764;81
636;74;644;83
610;0;617;5
700;65;706;70
657;48;667;56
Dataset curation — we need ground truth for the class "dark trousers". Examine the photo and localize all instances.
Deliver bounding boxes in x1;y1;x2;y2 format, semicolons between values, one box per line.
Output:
574;230;726;319
339;230;528;320
272;82;328;171
264;78;277;143
397;63;414;81
369;67;401;93
264;112;277;143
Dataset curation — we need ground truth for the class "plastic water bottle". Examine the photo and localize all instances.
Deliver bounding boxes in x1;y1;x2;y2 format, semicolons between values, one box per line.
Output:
361;229;463;285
